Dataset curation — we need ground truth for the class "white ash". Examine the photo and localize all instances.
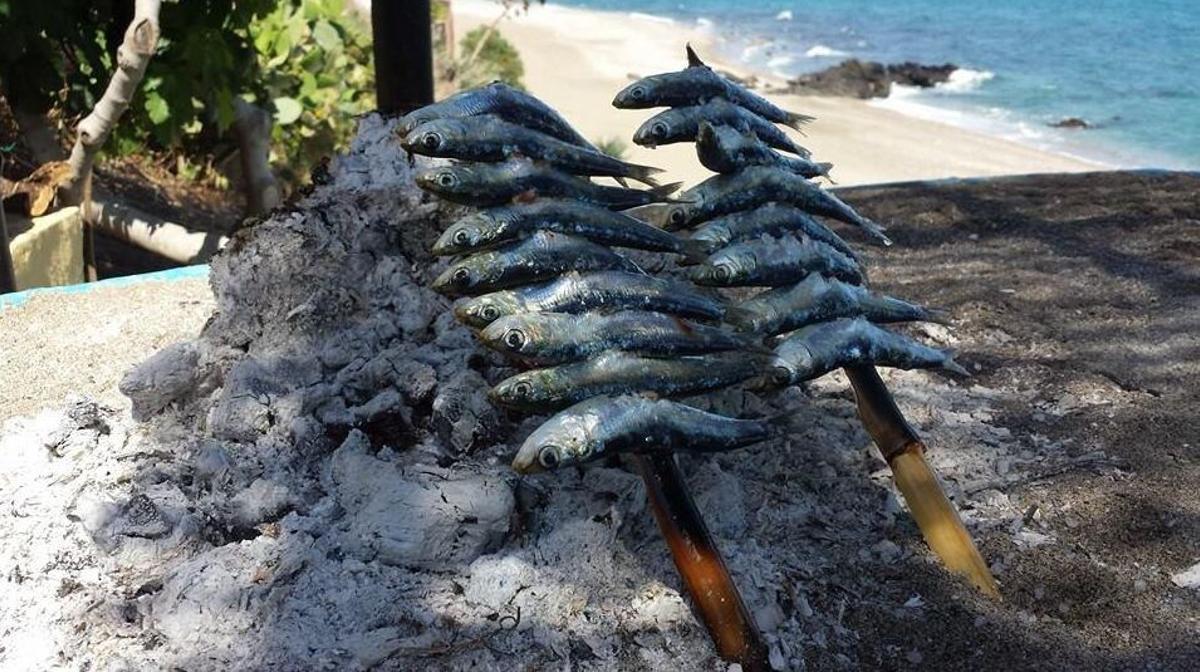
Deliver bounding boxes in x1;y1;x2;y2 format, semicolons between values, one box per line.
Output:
0;115;1103;671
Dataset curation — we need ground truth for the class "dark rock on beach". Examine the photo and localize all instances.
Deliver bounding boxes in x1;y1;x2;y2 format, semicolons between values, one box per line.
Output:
784;59;958;98
1050;116;1092;129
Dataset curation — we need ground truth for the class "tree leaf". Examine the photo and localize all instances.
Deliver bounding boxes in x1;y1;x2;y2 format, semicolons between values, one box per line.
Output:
312;20;341;52
145;91;170;125
273;96;303;125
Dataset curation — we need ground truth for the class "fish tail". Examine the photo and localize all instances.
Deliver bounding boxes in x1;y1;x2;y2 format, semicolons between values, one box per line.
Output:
626;163;666;187
817;162;835;179
764;411;794;438
650;181;690;203
614;176;631;188
942;351;972;377
857;216;894;247
677;238;710;264
783;111;817;130
923;306;954;325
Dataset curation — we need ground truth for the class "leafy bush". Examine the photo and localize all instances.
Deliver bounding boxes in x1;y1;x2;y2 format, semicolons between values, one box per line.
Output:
455;27;525;90
0;0;373;188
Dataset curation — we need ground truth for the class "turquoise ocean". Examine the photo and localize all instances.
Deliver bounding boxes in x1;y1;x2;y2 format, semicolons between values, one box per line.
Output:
559;0;1200;170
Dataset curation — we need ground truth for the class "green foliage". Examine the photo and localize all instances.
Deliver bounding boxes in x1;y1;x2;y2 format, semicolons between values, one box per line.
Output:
457;27;525;91
250;0;374;184
0;0;373;188
593;137;628;160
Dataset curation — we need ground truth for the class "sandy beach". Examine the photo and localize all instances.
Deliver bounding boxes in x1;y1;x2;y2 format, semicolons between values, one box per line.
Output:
452;0;1102;186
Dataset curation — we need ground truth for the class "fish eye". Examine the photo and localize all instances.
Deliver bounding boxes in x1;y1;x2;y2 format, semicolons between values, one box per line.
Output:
437;172;457;188
652;121;668;137
504;328;526;350
480;305;500;321
451;267;471;285
453;228;472;245
513;381;532;398
713;264;732;282
771;366;792;386
538;445;561;469
630;86;646;100
422;132;442;150
669;208;686;226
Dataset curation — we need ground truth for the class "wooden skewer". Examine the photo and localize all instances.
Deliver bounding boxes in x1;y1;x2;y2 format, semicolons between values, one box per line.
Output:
634;452;771;671
844;365;1001;598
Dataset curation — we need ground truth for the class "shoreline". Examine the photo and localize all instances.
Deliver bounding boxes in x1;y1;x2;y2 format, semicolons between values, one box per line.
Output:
451;0;1104;186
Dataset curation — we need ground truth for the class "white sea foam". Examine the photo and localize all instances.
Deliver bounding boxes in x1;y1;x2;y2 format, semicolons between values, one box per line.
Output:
776;10;793;21
805;45;850;58
696;17;714;28
766;54;795;70
937;68;995;93
629;11;674;25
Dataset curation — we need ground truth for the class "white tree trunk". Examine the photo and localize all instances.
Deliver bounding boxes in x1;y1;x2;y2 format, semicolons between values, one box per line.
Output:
232;99;282;216
62;0;162;204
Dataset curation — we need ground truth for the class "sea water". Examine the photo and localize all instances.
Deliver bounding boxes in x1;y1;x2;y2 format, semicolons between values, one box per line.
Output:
559;0;1200;169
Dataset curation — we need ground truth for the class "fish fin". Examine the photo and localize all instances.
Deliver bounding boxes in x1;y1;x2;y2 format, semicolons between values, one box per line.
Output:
615;176;631;188
670;315;696;335
686;44;707;68
677;238;710;264
722;305;760;332
942;351;972;377
626;163;666;187
512;189;540;204
783;111;817;129
817;162;835;179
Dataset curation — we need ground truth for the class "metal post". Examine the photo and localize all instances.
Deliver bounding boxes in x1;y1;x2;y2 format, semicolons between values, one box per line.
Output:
372;0;436;114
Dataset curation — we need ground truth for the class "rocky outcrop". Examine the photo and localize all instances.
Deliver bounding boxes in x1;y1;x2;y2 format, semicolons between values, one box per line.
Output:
784;59;958;98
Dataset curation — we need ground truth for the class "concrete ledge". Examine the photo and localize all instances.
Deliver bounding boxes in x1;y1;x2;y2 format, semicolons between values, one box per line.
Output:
8;206;84;290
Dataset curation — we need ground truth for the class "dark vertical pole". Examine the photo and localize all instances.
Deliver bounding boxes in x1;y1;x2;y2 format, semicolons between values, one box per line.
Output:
372;0;435;115
0;205;16;293
635;453;770;671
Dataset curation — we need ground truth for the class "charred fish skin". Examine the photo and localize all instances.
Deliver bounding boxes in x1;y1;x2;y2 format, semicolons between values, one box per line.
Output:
433;200;704;259
403;116;663;185
650;167;892;245
692;235;865;288
612;45;814;130
696;122;832;179
432;231;638;297
489;350;769;413
512;394;774;473
480;310;763;364
726;275;949;336
453;271;727;329
633;99;811;157
690;203;860;261
416;160;679;209
769;317;968;386
398;81;596;150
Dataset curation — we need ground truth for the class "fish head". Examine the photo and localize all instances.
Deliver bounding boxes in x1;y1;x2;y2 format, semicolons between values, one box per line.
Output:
453;292;522;328
512;407;596;473
416;164;471;197
612;77;659;108
489;369;560;412
635;202;694;231
691;247;753;286
695;120;719;148
633;112;676;147
396;107;441;139
401;118;468;156
480;313;568;360
772;341;815;386
434;213;492;255
432;255;489;296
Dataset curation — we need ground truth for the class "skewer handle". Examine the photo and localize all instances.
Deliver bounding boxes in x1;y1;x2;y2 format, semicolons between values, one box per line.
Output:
634;452;771;671
845;365;1001;598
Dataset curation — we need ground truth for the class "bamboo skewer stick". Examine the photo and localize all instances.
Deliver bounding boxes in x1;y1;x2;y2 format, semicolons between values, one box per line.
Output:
844;365;1001;598
634;453;771;671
